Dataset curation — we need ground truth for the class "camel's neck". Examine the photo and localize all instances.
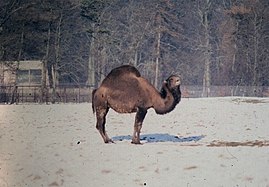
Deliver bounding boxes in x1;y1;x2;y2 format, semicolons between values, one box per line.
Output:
154;84;181;115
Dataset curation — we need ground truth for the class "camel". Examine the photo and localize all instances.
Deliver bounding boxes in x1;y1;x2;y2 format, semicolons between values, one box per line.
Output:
92;65;181;144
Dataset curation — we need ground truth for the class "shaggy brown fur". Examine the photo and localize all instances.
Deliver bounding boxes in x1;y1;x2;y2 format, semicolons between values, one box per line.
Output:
92;65;181;144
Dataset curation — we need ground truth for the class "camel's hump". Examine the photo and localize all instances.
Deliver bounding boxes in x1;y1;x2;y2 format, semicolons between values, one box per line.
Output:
106;65;141;78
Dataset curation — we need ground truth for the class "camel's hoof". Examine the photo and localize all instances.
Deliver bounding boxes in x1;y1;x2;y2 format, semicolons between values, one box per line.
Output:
131;140;142;145
104;139;115;144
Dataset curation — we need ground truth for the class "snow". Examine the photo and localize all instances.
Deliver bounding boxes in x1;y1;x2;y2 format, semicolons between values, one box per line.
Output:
0;97;269;186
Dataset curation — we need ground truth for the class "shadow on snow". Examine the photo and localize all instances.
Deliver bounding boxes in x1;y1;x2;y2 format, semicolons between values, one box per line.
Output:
112;133;205;143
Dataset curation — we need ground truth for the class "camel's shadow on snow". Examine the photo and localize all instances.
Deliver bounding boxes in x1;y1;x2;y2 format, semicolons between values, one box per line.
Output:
112;133;205;143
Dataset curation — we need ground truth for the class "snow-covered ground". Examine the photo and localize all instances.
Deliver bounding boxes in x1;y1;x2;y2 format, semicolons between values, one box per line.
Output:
0;97;269;187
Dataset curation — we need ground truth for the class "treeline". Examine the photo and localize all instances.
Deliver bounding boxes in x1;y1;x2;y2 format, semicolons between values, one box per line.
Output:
1;0;269;90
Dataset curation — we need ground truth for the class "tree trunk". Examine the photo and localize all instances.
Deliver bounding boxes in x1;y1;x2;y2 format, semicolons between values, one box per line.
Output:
155;24;161;88
100;46;106;83
232;21;239;73
253;12;259;87
10;23;24;104
41;22;51;103
51;64;57;103
87;24;96;87
202;0;212;97
52;11;63;104
133;50;138;67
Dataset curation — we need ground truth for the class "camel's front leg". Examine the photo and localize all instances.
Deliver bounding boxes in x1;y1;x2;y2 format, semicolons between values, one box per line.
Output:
132;108;147;144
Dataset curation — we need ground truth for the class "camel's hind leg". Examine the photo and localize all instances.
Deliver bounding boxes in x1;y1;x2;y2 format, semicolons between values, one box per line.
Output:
95;107;113;143
132;108;147;144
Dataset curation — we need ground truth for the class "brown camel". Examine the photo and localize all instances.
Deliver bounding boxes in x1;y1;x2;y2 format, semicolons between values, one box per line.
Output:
92;65;181;144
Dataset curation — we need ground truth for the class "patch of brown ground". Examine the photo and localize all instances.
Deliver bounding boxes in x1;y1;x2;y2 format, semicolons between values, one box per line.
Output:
232;98;268;104
207;140;269;147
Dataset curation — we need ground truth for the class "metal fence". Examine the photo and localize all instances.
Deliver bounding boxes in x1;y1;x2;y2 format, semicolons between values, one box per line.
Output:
0;84;94;104
181;85;269;98
0;85;268;104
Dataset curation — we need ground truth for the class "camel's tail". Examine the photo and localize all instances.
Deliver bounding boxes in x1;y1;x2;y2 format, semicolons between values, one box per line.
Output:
92;89;97;113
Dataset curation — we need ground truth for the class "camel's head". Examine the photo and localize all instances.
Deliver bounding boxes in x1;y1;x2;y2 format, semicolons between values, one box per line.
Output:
165;75;181;90
160;75;181;100
166;75;181;104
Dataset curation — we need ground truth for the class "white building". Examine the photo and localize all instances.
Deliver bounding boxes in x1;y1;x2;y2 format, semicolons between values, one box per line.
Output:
0;60;44;85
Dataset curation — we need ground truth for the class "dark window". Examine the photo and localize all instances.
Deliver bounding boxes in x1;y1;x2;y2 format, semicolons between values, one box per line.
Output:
17;70;29;84
17;69;42;85
30;70;42;84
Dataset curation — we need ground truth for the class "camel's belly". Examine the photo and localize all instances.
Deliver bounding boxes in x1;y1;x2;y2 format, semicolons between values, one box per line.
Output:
109;102;138;113
105;90;148;113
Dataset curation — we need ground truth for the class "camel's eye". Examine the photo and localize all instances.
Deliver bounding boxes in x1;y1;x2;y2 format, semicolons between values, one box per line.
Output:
175;78;180;85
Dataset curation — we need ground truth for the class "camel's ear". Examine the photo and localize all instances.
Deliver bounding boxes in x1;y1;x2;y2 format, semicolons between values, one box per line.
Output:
166;78;171;85
162;80;168;88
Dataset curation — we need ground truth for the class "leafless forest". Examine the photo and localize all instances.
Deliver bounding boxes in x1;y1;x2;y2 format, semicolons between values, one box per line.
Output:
1;0;269;95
